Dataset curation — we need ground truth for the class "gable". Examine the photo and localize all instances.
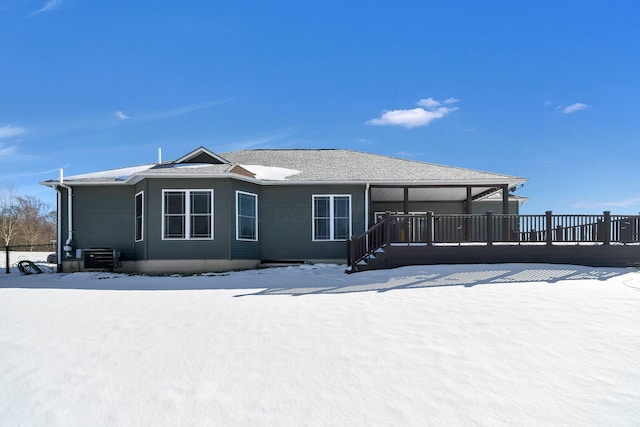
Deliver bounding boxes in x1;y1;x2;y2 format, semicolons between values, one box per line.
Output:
175;146;230;164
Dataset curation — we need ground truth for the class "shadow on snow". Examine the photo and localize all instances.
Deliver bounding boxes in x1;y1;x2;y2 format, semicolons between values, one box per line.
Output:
0;263;634;296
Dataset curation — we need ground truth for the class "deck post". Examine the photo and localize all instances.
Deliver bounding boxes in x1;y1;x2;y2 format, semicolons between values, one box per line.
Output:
426;211;434;246
465;187;472;241
347;238;353;270
502;185;509;215
501;186;510;240
384;211;391;246
603;211;611;245
5;246;9;274
545;211;553;245
486;211;493;245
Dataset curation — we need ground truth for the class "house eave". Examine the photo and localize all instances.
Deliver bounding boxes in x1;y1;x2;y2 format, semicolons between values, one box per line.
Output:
41;175;527;188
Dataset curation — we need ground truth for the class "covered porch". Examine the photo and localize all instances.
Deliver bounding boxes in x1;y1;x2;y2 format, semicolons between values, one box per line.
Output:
367;183;519;226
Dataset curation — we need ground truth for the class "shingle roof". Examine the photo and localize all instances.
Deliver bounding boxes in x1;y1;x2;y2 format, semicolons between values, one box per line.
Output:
221;149;524;184
42;148;526;187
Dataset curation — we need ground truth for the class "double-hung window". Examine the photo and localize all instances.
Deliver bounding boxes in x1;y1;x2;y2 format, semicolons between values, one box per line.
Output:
236;191;258;241
162;190;214;240
135;191;144;242
312;195;351;241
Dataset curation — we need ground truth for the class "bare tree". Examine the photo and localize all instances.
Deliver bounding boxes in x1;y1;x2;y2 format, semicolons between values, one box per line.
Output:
15;195;53;249
0;183;19;247
46;209;57;243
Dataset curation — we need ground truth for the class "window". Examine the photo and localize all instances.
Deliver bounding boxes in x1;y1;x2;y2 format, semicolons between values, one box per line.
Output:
135;191;144;242
236;191;258;241
162;190;213;240
312;195;351;241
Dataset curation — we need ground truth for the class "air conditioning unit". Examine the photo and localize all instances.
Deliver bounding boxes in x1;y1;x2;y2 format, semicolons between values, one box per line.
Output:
83;248;120;271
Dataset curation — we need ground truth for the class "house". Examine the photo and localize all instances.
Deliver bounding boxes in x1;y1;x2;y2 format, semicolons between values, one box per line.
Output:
42;146;527;273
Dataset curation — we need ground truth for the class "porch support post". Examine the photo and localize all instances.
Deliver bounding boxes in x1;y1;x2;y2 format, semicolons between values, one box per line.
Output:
464;187;472;241
465;187;472;214
403;187;409;214
502;185;510;240
502;185;509;215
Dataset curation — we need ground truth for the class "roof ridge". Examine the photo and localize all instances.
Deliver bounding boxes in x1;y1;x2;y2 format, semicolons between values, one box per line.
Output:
233;148;338;151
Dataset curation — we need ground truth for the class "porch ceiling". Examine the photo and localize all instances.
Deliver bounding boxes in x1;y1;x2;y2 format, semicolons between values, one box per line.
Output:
371;186;499;202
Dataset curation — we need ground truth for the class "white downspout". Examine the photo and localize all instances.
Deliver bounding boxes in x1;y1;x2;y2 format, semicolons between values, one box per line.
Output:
364;182;370;230
58;169;74;258
53;186;62;272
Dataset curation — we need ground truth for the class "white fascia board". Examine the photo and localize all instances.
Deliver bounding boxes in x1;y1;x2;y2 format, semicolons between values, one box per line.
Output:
42;174;527;188
134;172;262;184
258;178;527;187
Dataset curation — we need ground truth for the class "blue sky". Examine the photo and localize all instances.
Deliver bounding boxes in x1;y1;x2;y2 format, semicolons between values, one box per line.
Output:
1;0;639;214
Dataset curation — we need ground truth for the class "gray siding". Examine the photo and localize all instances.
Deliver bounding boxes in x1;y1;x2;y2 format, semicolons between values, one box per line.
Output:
260;184;366;261
71;186;135;260
143;179;232;261
140;180;364;262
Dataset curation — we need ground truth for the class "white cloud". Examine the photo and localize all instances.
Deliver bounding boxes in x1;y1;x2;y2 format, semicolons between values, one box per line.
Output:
220;128;300;152
33;0;62;14
394;151;424;158
0;143;18;159
139;99;234;121
416;98;441;108
367;98;458;129
0;125;27;139
562;103;590;114
571;196;640;210
115;111;130;120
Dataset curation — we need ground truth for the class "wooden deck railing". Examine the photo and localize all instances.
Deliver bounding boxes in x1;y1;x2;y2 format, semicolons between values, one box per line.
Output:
348;211;640;271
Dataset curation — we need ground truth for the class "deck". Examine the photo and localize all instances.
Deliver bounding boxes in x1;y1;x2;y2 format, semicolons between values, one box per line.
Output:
347;211;640;272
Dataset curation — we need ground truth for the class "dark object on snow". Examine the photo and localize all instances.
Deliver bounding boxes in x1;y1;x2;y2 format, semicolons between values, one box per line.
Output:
18;260;44;275
47;253;57;264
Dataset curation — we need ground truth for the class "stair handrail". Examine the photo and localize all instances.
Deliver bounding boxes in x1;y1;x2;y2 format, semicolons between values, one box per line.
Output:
348;212;390;271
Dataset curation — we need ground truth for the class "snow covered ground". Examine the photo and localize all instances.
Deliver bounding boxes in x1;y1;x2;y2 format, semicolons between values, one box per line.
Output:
1;263;639;426
0;251;54;271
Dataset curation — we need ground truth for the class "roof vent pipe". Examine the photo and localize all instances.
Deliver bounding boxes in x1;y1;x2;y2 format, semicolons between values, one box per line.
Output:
158;147;162;164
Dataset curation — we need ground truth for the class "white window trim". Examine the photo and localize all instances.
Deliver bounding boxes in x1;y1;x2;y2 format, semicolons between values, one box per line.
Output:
161;189;214;240
312;194;352;241
236;190;258;241
135;191;144;242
